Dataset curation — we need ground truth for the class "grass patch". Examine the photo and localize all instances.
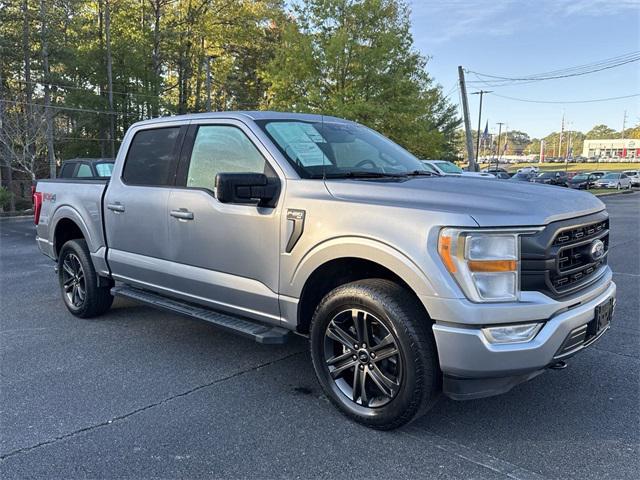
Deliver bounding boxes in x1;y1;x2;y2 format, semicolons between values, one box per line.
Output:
588;188;635;196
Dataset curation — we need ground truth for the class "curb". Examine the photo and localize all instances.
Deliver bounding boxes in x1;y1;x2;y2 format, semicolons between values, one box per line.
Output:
593;190;637;198
0;214;33;220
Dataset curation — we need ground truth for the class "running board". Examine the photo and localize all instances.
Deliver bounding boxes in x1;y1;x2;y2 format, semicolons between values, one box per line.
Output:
111;285;290;344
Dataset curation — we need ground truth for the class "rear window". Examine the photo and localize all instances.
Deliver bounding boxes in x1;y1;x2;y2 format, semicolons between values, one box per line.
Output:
123;127;181;185
95;162;114;177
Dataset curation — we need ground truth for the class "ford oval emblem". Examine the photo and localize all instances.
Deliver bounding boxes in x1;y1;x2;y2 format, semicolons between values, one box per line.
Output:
590;239;605;261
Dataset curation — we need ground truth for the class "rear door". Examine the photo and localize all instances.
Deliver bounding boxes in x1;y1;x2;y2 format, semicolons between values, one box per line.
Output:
165;119;284;325
104;123;187;290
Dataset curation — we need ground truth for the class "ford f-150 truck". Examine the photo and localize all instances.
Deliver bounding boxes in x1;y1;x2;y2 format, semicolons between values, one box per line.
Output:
35;112;616;429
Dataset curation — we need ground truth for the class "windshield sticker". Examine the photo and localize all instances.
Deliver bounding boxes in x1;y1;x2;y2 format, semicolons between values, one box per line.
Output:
267;122;328;166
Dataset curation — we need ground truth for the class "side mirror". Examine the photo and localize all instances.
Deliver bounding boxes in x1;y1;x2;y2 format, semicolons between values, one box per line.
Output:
215;173;279;207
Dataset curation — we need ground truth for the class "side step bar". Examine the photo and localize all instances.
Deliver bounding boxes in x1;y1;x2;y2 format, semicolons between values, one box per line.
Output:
111;285;290;344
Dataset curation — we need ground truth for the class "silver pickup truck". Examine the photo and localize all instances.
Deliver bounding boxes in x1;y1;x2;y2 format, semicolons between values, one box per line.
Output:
35;111;616;429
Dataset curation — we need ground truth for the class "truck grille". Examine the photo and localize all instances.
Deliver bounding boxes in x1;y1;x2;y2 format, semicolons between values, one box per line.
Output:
520;212;609;298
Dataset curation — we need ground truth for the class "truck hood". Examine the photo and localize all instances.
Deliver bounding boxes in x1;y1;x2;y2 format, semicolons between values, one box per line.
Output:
325;176;605;227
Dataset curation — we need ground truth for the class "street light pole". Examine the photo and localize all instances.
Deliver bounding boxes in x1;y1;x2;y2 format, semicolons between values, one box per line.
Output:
471;90;492;168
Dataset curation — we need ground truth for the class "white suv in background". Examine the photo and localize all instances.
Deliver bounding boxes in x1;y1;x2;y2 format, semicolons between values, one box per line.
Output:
622;170;640;187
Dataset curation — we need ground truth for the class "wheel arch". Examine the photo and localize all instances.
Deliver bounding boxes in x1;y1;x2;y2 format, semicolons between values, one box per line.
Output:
290;238;437;334
51;207;93;259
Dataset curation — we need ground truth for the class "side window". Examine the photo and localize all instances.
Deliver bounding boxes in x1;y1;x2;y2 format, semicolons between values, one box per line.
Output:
123;127;181;185
60;163;76;178
187;126;267;190
76;163;93;177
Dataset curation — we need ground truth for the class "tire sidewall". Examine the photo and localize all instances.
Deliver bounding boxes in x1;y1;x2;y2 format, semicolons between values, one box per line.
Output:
310;284;432;427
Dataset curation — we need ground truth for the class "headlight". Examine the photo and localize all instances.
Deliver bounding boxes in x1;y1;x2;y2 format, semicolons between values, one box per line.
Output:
438;228;535;302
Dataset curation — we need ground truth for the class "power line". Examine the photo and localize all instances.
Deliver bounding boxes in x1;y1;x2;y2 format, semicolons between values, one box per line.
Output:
467;51;640;84
0;98;143;116
13;78;166;100
489;92;640;104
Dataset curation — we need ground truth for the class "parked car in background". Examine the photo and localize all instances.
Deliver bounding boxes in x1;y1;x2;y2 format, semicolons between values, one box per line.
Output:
510;171;536;182
594;172;632;190
587;171;607;180
493;172;512;180
481;167;508;174
421;160;494;178
517;166;539;174
60;158;115;178
568;173;598;190
622;170;640;187
530;171;569;187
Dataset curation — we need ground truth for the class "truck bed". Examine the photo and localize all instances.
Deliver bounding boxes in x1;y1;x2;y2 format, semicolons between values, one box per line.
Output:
34;178;109;266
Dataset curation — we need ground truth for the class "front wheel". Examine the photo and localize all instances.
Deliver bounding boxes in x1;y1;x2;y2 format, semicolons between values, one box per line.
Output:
58;239;113;318
310;279;440;429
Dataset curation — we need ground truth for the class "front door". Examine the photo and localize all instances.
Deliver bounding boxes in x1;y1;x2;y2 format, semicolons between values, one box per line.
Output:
166;120;283;325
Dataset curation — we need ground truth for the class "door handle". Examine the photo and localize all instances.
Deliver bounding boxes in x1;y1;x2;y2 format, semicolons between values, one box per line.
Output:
107;203;125;213
170;209;194;220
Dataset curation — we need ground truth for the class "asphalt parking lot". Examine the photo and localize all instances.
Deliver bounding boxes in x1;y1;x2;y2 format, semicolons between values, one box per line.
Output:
1;193;638;480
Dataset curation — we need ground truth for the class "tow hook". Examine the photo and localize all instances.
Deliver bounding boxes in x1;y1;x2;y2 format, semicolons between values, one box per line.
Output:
549;360;568;370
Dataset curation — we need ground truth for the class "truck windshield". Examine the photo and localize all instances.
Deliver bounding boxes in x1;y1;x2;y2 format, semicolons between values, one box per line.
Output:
257;120;428;178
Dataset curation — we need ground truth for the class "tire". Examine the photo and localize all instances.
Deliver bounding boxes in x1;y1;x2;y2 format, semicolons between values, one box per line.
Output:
58;239;113;318
310;279;440;430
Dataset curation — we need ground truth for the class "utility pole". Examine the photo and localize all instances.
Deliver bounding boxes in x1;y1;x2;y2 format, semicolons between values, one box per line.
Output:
621;110;627;139
458;66;476;171
495;122;504;171
471;90;491;166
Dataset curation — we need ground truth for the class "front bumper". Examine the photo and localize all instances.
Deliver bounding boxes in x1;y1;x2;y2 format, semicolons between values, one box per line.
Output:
429;277;616;400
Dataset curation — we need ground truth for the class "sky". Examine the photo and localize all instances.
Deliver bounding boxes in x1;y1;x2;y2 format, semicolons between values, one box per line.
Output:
407;0;640;138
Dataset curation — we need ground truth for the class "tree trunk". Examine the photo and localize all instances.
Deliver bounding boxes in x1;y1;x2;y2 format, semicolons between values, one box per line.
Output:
98;0;107;157
151;0;162;117
40;0;56;178
105;0;115;157
194;37;204;111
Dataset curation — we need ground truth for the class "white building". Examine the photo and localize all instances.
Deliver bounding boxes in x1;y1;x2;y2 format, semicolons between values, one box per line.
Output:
582;138;640;160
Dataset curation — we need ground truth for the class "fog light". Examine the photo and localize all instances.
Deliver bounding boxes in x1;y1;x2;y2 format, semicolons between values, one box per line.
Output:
482;323;542;344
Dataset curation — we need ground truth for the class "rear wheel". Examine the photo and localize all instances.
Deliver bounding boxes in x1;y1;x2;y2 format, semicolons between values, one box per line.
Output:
58;239;113;318
310;279;440;430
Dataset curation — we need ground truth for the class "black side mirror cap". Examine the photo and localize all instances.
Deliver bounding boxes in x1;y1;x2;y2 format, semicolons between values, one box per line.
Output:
215;173;279;207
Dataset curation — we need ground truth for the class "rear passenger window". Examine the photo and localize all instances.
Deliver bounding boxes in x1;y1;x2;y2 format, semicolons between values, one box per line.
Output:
123;127;181;185
186;126;267;190
76;164;93;177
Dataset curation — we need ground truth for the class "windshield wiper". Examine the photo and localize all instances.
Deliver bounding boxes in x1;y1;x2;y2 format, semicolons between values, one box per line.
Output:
406;170;442;177
320;171;408;179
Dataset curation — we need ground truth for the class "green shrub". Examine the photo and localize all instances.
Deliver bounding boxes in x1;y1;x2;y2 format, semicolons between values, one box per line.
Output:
0;186;13;211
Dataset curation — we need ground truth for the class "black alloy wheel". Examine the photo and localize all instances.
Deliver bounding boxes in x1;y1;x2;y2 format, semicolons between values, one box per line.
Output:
324;308;402;408
61;252;86;308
